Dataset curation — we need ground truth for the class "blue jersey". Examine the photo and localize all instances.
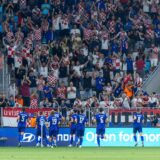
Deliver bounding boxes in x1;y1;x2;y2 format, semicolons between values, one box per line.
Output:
54;112;62;121
48;115;60;130
96;113;107;130
76;114;87;130
133;113;144;128
18;112;28;127
70;113;77;129
36;115;47;129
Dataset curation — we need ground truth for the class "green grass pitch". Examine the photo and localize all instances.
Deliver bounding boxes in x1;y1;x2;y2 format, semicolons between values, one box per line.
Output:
0;147;160;160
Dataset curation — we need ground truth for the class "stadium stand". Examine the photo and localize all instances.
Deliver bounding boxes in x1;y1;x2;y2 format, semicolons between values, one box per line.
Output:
0;0;160;125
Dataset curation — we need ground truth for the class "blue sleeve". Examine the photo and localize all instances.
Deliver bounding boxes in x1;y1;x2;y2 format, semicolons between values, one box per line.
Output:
47;116;50;122
36;117;39;123
142;115;144;120
27;114;29;119
104;114;107;120
85;116;88;123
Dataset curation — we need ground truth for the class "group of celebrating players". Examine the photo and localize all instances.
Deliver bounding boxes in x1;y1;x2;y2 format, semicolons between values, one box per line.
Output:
17;107;144;148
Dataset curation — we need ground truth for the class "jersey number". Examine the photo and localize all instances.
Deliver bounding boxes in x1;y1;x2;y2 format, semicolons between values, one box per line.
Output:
80;117;84;123
137;116;141;123
100;117;104;123
21;115;25;122
52;118;57;125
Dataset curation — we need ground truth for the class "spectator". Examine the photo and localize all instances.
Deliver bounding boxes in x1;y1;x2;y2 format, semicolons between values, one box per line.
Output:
30;93;38;108
126;54;134;76
29;113;37;128
0;95;9;108
40;98;52;108
149;92;159;108
95;71;105;97
8;95;15;107
56;82;67;102
122;93;130;109
43;81;53;102
67;82;76;106
29;69;37;94
136;56;145;78
20;76;31;107
82;72;92;99
15;95;23;108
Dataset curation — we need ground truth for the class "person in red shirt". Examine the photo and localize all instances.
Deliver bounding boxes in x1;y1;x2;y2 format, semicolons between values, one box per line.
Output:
136;56;145;78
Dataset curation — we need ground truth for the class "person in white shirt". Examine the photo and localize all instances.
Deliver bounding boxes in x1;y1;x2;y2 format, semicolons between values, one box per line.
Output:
67;82;77;106
149;92;159;108
60;14;69;37
72;61;88;77
131;96;138;108
39;62;48;78
52;13;61;39
101;35;109;56
70;25;81;39
122;93;130;109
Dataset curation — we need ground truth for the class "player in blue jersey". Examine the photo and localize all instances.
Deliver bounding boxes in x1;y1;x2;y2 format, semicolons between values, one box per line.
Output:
48;110;61;148
68;109;77;147
17;107;29;147
36;111;49;147
76;109;87;148
93;108;108;147
133;108;144;147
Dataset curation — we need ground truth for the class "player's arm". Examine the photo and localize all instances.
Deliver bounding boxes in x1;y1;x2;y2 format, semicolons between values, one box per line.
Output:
45;121;49;128
133;114;137;121
105;117;109;124
61;116;65;123
92;116;96;124
35;117;38;128
17;115;20;122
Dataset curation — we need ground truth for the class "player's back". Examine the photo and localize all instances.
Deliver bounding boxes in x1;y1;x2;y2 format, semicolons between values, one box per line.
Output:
48;115;60;130
77;114;87;130
18;112;28;127
70;113;77;129
133;112;144;127
54;112;62;121
36;115;47;128
96;113;107;129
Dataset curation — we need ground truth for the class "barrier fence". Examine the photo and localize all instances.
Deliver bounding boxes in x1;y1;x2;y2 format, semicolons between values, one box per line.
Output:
1;107;160;127
0;127;160;147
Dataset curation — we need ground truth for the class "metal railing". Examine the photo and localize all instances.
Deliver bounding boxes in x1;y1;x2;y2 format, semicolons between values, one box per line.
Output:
0;107;159;127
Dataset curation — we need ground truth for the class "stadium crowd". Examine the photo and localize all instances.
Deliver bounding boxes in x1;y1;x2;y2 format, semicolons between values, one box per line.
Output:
0;0;160;111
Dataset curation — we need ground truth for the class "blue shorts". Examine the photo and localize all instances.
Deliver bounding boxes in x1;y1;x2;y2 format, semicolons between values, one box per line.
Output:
96;128;105;136
133;126;142;134
49;128;59;137
36;128;47;137
18;126;25;133
70;128;76;135
76;129;85;137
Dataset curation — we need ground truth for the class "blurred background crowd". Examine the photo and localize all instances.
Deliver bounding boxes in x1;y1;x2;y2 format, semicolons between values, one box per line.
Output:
0;0;160;112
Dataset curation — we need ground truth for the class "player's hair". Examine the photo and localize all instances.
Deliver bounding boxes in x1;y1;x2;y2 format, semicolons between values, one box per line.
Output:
137;108;141;113
80;109;84;114
99;108;103;113
22;107;25;112
73;109;77;113
50;110;55;115
54;108;58;112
